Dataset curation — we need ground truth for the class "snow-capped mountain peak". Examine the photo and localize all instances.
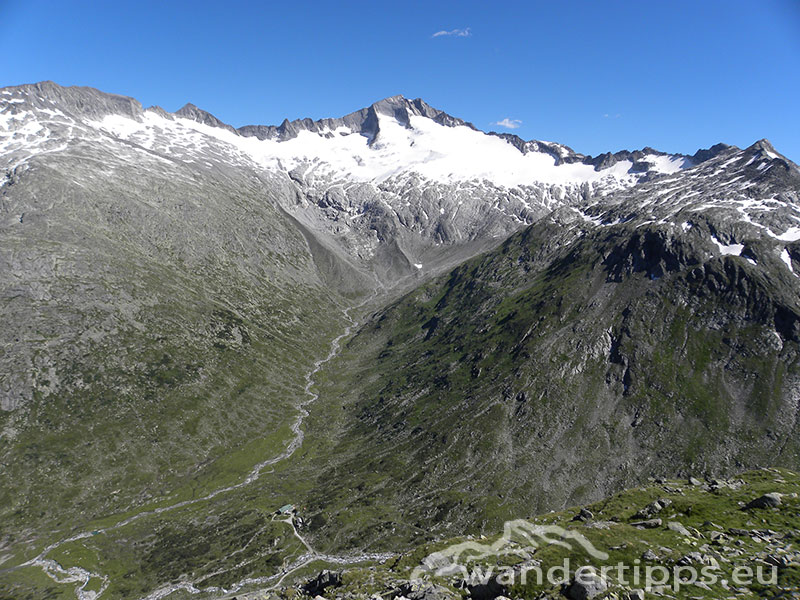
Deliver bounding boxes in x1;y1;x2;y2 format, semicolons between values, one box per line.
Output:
1;81;797;287
1;82;705;191
76;91;693;188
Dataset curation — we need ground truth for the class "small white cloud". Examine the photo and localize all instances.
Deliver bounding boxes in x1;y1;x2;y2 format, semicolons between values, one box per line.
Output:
432;27;471;38
494;118;522;129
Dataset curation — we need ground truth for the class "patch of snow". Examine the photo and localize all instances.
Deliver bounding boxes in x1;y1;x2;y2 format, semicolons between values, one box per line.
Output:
681;222;692;232
644;154;691;174
721;175;744;186
711;235;744;256
90;114;151;139
414;263;422;269
38;108;67;119
573;207;605;226
0;110;12;131
653;184;683;197
781;248;794;273
679;191;700;201
87;111;689;188
777;227;800;242
717;157;740;170
17;120;43;137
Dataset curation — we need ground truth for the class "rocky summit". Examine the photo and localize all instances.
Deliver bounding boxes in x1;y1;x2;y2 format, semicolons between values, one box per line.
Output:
1;82;799;599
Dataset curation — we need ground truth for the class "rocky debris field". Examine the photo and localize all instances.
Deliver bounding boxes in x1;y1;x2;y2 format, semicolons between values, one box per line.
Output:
247;468;800;600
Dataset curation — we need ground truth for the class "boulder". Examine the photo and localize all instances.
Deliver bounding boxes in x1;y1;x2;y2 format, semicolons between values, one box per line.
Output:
633;498;671;519
565;567;607;600
641;549;659;561
676;552;703;566
396;583;458;600
745;493;782;509
667;521;693;537
467;577;507;600
765;554;787;568
676;552;718;567
421;552;452;573
709;530;726;542
630;518;662;529
302;570;342;596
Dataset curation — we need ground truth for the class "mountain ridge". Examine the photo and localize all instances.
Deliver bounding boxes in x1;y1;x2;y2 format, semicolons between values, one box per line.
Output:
2;80;768;168
5;80;754;294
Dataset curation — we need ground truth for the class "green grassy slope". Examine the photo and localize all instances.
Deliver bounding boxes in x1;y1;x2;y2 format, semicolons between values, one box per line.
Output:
0;147;348;576
289;209;800;555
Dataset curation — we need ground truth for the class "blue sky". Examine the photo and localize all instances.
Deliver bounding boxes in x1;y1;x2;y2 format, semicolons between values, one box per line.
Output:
2;0;798;160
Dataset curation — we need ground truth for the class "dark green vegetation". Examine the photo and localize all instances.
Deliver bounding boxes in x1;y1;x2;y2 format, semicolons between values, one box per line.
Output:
289;208;800;557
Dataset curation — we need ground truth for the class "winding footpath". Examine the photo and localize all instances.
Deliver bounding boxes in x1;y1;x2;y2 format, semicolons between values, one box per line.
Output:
15;299;395;600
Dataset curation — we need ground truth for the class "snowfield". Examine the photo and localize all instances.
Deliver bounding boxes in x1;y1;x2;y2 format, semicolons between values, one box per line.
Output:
87;109;688;188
